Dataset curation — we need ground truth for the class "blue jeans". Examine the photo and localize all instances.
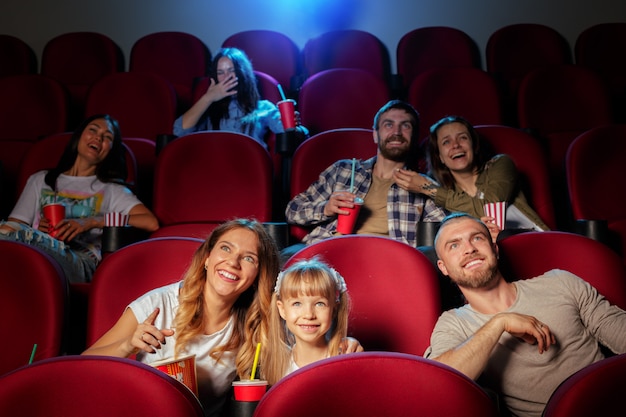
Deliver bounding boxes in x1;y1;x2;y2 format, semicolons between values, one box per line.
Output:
0;221;96;283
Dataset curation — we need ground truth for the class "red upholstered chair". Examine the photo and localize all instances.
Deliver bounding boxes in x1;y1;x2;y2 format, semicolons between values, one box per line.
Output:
475;125;556;230
41;32;124;128
0;356;203;417
288;128;377;242
188;71;284;174
575;23;626;123
486;23;571;125
16;132;137;195
129;31;211;113
253;352;499;417
543;353;626;417
0;241;67;376
285;235;441;355
86;237;202;345
302;29;391;84
408;67;502;142
0;34;37;78
517;64;613;178
498;231;626;310
566;124;626;224
298;68;390;136
151;132;273;238
517;65;614;223
222;30;302;94
396;26;480;92
566;124;626;260
121;137;157;207
0;74;68;217
84;72;177;141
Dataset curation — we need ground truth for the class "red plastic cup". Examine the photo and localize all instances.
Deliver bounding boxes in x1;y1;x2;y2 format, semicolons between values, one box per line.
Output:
42;203;65;238
336;199;363;235
277;99;296;130
232;380;268;402
484;201;507;230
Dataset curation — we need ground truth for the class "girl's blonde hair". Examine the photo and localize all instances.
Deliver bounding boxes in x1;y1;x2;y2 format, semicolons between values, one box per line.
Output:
263;258;350;385
173;219;280;361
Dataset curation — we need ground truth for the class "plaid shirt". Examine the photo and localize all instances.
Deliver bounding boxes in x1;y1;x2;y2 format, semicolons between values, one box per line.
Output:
285;157;448;246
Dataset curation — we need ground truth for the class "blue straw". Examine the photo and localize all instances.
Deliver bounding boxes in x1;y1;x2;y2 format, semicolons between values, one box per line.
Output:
350;158;356;192
277;84;287;101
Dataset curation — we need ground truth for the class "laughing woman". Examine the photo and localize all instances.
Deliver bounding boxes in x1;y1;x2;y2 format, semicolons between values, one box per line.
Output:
0;114;158;283
393;115;549;237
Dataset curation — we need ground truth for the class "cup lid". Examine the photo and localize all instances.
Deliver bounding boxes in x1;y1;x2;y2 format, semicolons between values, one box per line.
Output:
232;380;268;386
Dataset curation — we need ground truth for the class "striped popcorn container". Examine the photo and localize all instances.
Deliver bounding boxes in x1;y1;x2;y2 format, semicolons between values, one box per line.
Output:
104;212;129;227
483;202;507;230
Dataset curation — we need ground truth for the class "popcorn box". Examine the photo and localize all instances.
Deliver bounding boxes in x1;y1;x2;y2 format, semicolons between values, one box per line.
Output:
484;201;507;230
104;212;129;227
151;354;198;396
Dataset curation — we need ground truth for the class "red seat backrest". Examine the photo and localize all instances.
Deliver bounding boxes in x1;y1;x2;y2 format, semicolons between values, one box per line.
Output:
298;68;390;136
86;237;203;345
0;240;67;376
285;235;441;355
254;352;499;417
498;231;626;310
397;26;480;90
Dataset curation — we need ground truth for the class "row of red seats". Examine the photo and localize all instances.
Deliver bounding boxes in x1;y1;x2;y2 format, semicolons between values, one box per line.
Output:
0;61;618;194
1;23;625;119
255;349;626;417
3;123;626;255
2;349;624;417
2;230;625;415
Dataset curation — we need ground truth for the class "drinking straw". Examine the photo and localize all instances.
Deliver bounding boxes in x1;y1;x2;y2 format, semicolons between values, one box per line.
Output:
28;343;37;365
277;84;287;101
250;342;262;380
349;158;356;192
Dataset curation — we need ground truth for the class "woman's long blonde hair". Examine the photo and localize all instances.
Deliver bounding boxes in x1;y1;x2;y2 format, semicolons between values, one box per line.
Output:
173;219;280;361
262;259;351;385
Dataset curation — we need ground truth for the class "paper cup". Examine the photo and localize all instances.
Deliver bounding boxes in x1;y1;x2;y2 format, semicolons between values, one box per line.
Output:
42;203;65;238
105;212;129;227
336;199;363;235
232;380;268;402
151;355;198;396
277;99;296;130
484;202;507;230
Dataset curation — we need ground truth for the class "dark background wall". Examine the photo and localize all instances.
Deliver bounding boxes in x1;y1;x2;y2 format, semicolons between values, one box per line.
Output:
2;0;625;71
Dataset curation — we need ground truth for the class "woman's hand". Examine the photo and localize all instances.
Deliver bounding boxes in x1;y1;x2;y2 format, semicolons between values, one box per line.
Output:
132;308;175;354
480;216;501;243
37;217;53;234
51;217;100;242
393;169;438;197
204;75;238;103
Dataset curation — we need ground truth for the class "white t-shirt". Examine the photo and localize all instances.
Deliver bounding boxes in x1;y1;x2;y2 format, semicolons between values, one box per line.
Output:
10;171;142;259
130;282;237;417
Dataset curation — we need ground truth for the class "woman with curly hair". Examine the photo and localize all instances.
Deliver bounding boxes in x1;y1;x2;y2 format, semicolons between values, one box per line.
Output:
83;218;280;416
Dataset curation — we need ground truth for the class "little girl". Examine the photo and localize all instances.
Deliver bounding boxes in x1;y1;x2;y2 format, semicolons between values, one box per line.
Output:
264;258;351;385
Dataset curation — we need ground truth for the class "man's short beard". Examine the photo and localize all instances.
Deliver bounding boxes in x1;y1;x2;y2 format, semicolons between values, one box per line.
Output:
379;142;409;162
454;263;499;290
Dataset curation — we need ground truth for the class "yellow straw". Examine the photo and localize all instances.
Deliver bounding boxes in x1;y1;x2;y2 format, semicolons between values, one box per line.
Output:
250;342;261;380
